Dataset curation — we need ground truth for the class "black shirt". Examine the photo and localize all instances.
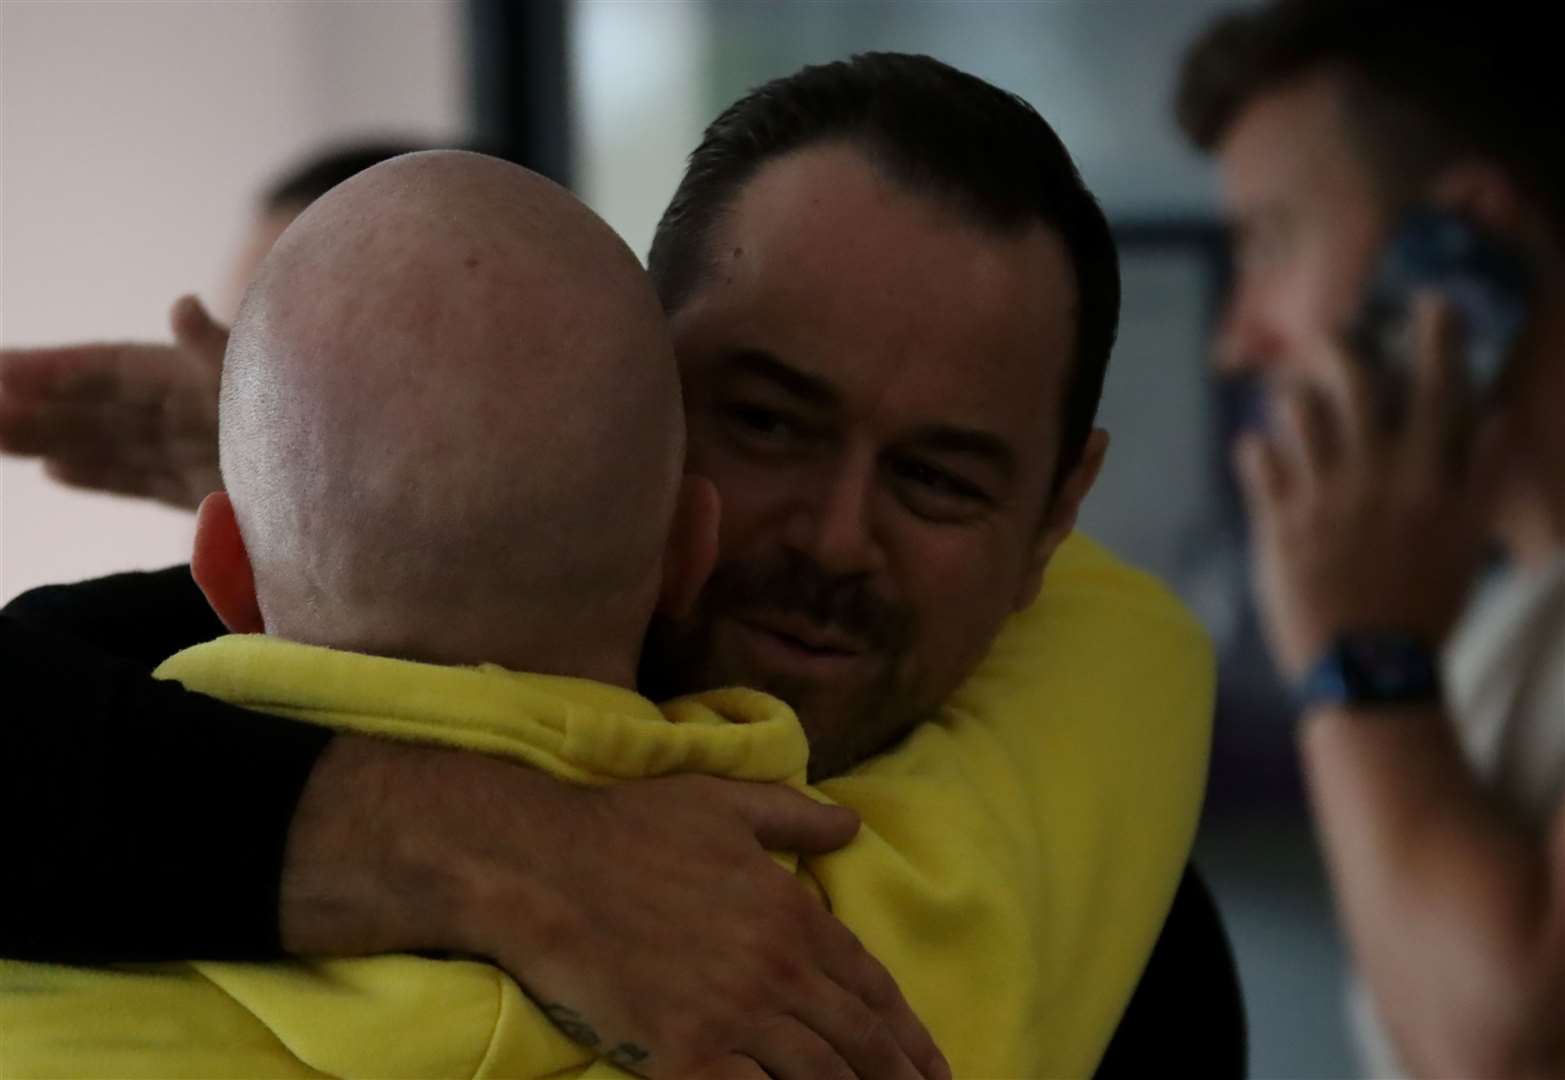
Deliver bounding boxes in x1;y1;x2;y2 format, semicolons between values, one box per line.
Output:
2;566;330;961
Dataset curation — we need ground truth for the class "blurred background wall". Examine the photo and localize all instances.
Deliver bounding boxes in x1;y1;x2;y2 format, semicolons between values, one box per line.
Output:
2;2;1352;1074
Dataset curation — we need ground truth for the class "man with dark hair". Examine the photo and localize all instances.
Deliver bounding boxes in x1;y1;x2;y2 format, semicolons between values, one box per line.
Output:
2;54;1211;1076
1178;4;1564;1075
640;51;1124;781
225;141;437;317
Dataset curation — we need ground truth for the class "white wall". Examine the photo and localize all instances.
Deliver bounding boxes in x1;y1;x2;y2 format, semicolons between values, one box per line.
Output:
0;0;465;602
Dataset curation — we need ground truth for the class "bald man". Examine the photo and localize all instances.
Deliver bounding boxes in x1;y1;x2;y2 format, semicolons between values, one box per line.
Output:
202;151;695;681
0;150;877;1080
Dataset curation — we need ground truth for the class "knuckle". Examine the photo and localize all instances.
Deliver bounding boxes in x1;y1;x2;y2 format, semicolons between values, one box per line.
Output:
754;939;808;990
855;958;900;1010
844;1008;903;1070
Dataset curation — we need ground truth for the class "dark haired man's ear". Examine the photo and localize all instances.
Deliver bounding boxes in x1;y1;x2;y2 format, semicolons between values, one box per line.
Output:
1013;428;1109;611
191;491;265;633
659;474;722;618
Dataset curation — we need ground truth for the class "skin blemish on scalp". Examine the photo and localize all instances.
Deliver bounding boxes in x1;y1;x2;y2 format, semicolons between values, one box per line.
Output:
464;256;479;271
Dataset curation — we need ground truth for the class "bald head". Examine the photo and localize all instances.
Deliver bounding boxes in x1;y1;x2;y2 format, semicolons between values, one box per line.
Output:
220;151;685;678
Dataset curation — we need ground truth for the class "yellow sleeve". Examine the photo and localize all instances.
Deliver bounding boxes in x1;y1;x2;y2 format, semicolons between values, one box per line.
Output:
962;531;1214;1065
812;531;1214;1077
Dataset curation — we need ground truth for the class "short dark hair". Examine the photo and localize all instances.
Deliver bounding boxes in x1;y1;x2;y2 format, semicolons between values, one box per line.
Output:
260;142;429;214
648;52;1119;494
1177;1;1559;226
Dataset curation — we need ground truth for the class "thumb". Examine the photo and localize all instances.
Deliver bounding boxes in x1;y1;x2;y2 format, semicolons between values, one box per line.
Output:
169;294;229;369
728;782;860;853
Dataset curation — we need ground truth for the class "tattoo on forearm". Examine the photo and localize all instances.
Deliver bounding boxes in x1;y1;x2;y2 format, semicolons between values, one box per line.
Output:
605;1042;651;1068
540;1002;650;1068
542;1003;601;1047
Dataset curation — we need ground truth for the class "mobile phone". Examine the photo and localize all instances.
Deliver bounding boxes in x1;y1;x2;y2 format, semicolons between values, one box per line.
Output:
1348;208;1530;420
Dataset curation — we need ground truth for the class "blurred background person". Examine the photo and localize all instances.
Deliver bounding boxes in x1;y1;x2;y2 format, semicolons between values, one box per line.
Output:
1178;1;1564;1076
221;142;439;321
1;141;431;511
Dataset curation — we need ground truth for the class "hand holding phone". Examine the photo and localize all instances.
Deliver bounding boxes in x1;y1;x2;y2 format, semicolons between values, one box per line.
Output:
1348;208;1530;424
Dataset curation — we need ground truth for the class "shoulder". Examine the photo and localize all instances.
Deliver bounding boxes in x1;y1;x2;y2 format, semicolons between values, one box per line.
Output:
973;532;1215;694
3;564;224;669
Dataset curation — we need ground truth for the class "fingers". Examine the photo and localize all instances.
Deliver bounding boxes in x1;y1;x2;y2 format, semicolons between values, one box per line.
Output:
1235;429;1289;524
1313;337;1379;461
809;926;948;1080
739;1015;858;1080
1;344;134;401
1407;295;1472;471
0;342;183;407
727;781;860;853
1274;386;1336;495
169;294;229;369
702;777;943;1079
43;457;193;508
685;1054;771;1080
0;398;159;458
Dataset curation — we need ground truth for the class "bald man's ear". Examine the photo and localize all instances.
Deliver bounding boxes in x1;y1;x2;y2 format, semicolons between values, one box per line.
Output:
191;490;265;634
658;475;721;619
1013;428;1109;612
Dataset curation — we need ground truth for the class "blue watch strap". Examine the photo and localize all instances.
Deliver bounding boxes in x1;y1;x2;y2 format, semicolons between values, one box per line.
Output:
1294;633;1442;711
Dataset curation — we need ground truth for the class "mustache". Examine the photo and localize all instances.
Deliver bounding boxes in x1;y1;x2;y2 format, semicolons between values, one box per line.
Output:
702;551;910;651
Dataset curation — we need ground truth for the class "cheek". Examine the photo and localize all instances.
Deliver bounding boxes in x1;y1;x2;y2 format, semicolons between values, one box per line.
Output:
1276;259;1334;344
1265;250;1364;379
688;442;797;560
1302;228;1380;331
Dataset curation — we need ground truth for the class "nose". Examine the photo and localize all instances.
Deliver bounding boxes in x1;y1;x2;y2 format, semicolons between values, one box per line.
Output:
782;450;887;579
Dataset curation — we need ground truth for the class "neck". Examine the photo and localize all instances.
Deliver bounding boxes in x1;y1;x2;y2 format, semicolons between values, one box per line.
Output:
267;615;646;690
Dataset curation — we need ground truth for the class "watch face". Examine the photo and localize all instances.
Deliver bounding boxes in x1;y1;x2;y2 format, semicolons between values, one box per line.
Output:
1340;636;1440;703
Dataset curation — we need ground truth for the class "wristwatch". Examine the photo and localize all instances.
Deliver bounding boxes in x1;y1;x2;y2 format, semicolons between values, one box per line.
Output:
1293;633;1442;711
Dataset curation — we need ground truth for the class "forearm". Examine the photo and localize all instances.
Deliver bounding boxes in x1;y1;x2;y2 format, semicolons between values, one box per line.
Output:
1301;703;1564;1077
276;732;572;962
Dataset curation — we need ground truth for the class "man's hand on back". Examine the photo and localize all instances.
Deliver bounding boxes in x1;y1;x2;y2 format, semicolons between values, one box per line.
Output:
281;736;950;1080
0;294;226;510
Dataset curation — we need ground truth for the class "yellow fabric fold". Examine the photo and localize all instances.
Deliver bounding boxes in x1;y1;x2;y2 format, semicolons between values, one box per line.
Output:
0;532;1213;1079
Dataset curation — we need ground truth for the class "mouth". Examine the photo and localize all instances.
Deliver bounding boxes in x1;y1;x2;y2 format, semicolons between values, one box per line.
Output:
726;613;871;679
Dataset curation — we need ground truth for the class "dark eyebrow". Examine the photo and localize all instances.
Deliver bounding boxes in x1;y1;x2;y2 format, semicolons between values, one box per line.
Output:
724;350;838;407
904;425;1017;481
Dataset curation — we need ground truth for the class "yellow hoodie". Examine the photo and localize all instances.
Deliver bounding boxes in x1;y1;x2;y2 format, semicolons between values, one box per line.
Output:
0;534;1213;1079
